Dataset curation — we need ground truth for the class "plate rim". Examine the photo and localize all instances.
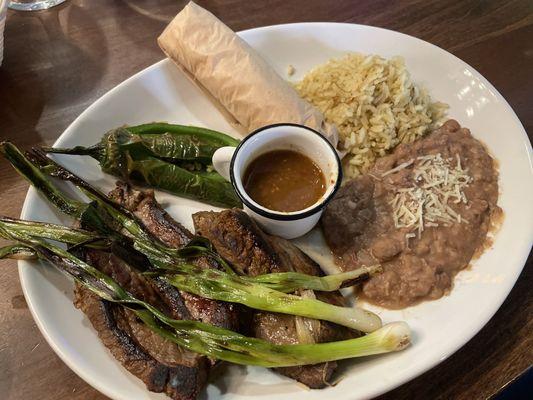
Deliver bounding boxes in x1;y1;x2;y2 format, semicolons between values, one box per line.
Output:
17;21;533;400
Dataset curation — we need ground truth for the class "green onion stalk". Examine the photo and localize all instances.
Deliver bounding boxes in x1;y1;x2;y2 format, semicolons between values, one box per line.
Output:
3;143;208;268
0;212;379;296
0;143;118;237
0;216;110;250
0;226;410;367
245;265;382;292
1;142;383;331
23;145;380;293
159;265;382;333
0;244;36;260
0;214;382;332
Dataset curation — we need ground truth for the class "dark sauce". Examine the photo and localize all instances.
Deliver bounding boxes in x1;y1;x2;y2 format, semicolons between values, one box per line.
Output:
243;150;326;212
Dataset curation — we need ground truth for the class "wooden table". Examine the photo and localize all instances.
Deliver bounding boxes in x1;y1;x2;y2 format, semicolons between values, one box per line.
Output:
0;1;531;399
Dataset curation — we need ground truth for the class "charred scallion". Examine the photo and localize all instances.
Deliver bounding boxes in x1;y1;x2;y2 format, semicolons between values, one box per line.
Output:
244;265;382;292
0;142;117;236
159;266;382;333
0;244;36;260
0;213;382;332
1;143;384;332
0;226;410;367
0;216;109;249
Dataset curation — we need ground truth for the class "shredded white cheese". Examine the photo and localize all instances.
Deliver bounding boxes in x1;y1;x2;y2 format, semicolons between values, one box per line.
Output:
381;159;415;177
383;153;473;237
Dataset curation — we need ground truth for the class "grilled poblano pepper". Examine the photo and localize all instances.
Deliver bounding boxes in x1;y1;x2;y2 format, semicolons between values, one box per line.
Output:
43;123;241;208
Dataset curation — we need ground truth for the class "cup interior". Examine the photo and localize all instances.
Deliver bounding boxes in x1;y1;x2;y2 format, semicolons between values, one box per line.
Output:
231;124;341;217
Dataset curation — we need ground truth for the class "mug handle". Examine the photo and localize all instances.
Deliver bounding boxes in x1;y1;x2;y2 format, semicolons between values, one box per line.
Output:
212;146;236;181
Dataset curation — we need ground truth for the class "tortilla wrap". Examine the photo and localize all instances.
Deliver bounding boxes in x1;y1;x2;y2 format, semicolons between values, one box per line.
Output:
158;1;338;147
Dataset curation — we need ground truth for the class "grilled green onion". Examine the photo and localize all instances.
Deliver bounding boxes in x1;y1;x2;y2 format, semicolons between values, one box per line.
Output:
0;244;36;260
245;265;382;292
0;214;381;332
1;143;383;331
160;266;382;332
0;216;109;249
0;227;410;367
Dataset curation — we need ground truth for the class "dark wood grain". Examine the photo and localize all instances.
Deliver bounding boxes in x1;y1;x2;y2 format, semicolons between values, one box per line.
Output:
0;1;531;399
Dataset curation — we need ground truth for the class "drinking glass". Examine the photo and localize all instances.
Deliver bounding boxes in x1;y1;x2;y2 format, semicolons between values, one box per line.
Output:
9;0;66;11
1;0;6;65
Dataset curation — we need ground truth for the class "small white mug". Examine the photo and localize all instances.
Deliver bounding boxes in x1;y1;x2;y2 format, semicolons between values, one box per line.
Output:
212;123;342;239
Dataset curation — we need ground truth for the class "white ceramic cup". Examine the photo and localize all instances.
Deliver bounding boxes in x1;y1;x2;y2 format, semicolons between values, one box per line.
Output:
212;123;342;239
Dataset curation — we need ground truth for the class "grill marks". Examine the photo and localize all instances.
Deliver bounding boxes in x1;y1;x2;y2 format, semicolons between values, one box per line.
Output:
193;208;284;276
74;285;209;400
193;209;358;388
74;183;239;400
74;182;355;396
108;182;240;330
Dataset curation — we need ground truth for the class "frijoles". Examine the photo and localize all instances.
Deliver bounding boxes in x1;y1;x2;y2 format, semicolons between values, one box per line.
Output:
193;209;358;388
74;183;240;400
322;120;500;309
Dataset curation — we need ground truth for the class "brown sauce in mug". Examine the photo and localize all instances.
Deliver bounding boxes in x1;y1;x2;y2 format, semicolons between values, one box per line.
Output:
243;150;326;212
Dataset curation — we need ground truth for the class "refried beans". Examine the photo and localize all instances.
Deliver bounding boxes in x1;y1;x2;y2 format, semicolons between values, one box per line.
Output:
322;120;501;309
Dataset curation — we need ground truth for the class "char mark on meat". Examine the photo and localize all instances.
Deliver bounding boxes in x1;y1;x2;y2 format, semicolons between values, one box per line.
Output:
109;182;240;330
74;183;242;399
193;209;358;388
74;284;208;400
191;208;284;276
109;182;192;248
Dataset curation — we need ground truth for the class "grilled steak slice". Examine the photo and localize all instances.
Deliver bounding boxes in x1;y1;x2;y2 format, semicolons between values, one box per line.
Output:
108;183;191;248
193;209;357;388
74;251;209;400
194;206;283;276
108;182;240;330
73;183;241;399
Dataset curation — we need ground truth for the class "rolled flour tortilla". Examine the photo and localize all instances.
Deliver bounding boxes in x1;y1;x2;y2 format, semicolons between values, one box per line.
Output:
158;1;338;147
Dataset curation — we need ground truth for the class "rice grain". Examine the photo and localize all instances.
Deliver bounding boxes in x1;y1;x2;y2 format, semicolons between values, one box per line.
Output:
295;53;448;178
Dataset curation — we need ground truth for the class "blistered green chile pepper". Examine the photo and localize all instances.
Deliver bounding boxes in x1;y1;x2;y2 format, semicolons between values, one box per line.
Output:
46;123;240;163
125;156;241;208
43;123;242;208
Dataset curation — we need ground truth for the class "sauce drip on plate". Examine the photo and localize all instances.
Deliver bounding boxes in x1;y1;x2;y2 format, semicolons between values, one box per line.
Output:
243;150;326;212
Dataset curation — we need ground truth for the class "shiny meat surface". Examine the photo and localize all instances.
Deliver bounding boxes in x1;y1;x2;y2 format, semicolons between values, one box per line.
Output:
192;209;326;277
109;182;240;328
74;286;209;399
322;120;501;308
73;183;241;400
74;268;208;400
193;209;358;388
192;208;288;276
109;183;192;247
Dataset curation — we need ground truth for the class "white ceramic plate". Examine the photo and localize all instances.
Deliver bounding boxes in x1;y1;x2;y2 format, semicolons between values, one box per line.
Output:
18;23;533;400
